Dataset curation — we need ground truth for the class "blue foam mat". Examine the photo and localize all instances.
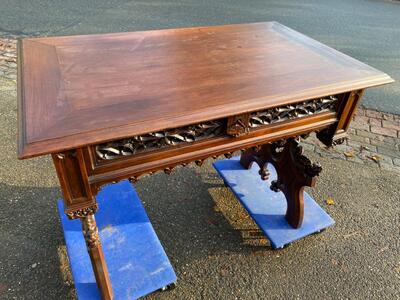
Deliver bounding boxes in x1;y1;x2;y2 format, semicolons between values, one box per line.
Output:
213;157;335;249
57;180;177;300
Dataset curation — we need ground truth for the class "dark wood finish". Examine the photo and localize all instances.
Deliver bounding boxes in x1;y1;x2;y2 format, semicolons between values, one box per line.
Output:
17;22;393;159
317;90;364;146
88;110;338;187
240;139;322;228
52;149;97;217
82;215;113;300
52;150;112;300
227;113;250;137
17;22;394;299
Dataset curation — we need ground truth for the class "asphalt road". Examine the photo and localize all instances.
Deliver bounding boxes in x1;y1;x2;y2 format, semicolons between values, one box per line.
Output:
0;77;399;299
0;0;399;113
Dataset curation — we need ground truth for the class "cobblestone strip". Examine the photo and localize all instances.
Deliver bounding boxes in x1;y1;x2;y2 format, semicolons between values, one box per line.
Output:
347;108;400;172
1;37;399;172
302;107;400;174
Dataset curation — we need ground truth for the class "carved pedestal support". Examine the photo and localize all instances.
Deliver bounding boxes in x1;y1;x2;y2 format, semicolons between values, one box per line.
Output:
240;138;322;228
52;149;113;300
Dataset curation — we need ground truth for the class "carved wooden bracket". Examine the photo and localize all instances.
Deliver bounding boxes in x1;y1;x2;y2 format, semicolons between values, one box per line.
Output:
240;138;322;228
316;128;348;147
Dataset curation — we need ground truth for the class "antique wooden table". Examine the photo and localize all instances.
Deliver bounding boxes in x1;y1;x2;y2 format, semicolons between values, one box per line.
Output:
17;22;393;299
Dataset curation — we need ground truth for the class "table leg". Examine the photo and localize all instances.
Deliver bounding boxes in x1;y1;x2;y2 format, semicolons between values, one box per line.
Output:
81;214;113;300
52;149;113;300
240;138;322;228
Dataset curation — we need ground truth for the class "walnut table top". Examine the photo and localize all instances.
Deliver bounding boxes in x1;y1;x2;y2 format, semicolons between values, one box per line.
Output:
17;22;393;159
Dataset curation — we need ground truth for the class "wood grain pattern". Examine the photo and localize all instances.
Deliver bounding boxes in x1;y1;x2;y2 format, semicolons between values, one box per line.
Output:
17;22;393;159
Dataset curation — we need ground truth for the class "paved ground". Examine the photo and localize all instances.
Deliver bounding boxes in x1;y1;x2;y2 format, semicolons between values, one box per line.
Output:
0;0;399;113
0;77;399;299
301;108;400;174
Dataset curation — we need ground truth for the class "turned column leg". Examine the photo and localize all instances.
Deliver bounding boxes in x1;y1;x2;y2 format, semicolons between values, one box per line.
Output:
52;149;113;300
82;214;113;300
240;138;321;228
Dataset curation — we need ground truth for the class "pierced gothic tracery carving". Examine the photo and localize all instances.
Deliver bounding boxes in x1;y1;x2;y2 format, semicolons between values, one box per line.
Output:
249;96;338;128
96;120;224;160
95;95;339;161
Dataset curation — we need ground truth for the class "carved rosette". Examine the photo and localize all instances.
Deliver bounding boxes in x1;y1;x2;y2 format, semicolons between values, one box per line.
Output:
82;214;100;249
66;204;98;220
227;113;250;137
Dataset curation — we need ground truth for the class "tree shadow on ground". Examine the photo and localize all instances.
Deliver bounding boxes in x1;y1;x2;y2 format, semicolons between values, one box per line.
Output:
0;182;73;299
0;163;270;299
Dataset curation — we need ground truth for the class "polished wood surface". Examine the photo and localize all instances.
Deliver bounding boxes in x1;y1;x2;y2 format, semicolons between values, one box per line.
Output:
18;21;393;159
